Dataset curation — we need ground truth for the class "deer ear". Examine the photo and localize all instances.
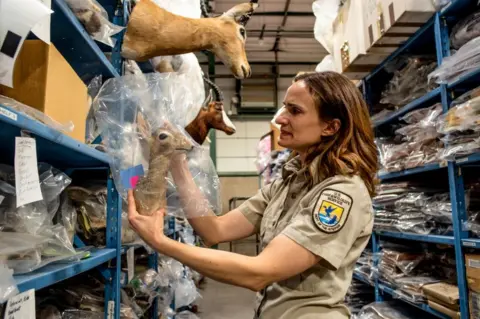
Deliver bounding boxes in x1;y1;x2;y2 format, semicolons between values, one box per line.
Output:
136;111;151;138
202;90;214;110
221;2;258;25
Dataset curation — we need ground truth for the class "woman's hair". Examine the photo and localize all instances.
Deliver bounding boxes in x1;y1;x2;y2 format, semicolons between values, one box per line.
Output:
292;71;378;196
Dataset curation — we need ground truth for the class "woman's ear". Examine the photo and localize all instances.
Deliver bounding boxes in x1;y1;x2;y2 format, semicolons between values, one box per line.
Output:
321;119;341;137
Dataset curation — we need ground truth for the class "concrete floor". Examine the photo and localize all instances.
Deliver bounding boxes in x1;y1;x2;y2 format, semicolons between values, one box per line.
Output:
196;240;258;319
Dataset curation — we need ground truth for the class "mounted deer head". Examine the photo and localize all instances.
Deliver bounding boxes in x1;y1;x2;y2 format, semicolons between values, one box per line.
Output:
185;78;236;145
121;0;258;79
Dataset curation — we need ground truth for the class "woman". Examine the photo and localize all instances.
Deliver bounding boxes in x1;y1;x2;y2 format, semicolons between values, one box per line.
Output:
127;71;378;318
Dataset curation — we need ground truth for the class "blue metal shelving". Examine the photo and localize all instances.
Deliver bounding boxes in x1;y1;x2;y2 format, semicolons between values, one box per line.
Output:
14;248;117;292
362;2;480;318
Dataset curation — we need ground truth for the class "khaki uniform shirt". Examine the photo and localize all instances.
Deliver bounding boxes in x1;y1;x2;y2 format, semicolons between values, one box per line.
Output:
238;157;373;319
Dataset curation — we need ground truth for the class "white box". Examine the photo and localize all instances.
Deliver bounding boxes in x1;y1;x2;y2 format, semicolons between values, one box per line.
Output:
332;0;390;79
364;0;435;49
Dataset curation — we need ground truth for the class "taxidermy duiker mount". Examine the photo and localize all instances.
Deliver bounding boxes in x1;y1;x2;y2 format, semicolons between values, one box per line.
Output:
121;0;258;79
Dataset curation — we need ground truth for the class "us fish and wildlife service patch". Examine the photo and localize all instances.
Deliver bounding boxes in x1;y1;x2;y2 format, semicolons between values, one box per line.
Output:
312;189;352;233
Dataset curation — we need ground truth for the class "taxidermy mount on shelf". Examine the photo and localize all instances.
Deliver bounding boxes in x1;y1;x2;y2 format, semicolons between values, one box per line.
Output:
121;0;259;79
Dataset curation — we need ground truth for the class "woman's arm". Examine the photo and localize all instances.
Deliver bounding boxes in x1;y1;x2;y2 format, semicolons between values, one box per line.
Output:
127;193;320;292
170;155;255;246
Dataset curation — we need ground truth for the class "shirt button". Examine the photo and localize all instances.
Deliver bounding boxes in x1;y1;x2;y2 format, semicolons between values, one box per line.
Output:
272;221;277;227
291;193;297;199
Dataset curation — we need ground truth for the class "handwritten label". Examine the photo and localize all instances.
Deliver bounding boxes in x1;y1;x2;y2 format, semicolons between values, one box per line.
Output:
0;107;17;121
457;157;470;164
127;247;135;283
469;259;480;269
4;289;35;319
14;137;43;207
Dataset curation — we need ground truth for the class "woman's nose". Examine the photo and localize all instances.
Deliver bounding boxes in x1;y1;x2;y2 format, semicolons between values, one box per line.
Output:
275;114;288;125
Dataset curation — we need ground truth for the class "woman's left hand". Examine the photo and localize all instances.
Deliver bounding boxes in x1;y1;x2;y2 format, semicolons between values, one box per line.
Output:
127;190;166;249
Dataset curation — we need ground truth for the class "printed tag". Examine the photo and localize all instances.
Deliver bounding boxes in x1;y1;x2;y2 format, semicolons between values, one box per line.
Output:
107;301;115;319
313;189;352;233
15;137;43;207
127;247;135;283
4;289;35;319
469;259;480;269
0;107;18;121
119;164;145;190
0;195;4;205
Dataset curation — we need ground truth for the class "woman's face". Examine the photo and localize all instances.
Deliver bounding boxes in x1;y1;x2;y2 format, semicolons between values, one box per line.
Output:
275;81;331;154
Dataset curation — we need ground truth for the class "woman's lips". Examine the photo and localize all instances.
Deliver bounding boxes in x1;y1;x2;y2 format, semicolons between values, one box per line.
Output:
280;130;292;138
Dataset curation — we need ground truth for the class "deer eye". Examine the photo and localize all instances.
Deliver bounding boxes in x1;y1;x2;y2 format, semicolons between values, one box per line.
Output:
239;28;246;40
158;133;169;140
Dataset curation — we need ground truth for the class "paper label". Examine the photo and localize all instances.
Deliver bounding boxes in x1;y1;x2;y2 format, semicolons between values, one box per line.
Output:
464;241;476;247
107;301;115;319
15;137;43;207
0;107;18;121
0;0;52;87
457;157;470;164
469;259;480;269
31;0;52;44
4;289;35;319
127;247;135;283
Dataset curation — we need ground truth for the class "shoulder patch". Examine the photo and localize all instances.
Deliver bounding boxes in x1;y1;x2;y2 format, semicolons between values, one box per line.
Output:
312;188;353;233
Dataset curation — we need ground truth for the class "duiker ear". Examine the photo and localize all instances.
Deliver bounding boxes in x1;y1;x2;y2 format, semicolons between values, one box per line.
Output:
202;90;214;110
136;111;151;138
221;2;258;25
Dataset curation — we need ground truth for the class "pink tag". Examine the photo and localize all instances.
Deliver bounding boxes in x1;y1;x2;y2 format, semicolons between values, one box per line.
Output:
130;176;139;188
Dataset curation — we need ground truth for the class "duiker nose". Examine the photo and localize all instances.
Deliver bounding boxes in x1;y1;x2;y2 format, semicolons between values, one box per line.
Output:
241;65;251;78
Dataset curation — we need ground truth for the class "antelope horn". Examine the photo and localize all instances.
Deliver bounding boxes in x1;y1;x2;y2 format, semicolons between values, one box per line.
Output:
203;77;224;102
200;0;213;18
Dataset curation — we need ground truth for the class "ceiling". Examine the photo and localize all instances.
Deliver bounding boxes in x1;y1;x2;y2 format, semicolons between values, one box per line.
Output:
197;0;327;76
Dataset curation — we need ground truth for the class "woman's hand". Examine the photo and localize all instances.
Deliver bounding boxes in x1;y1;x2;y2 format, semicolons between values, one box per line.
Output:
127;190;166;249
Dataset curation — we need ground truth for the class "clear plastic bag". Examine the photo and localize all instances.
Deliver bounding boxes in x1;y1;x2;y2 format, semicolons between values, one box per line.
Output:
175;277;201;308
437;95;480;134
64;0;123;47
315;55;335;72
450;10;480;50
86;76;103;144
381;57;437;107
0;232;47;273
176;311;200;319
356;301;420;319
0;95;73;133
94;73;218;218
0;264;18;304
36;305;62;319
433;0;451;11
312;0;340;54
62;310;103;319
57;193;77;244
429;36;480;84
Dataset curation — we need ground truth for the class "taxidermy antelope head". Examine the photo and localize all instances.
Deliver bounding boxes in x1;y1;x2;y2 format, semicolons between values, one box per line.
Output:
185;78;236;145
133;113;193;215
121;0;258;79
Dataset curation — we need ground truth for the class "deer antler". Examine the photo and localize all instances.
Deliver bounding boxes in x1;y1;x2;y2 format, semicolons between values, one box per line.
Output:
203;77;224;102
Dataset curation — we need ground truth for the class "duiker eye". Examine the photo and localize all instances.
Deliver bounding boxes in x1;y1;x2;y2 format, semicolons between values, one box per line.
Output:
159;133;169;140
239;28;246;39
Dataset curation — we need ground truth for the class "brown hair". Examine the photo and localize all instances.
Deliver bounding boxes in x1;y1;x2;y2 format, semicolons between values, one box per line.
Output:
293;71;378;196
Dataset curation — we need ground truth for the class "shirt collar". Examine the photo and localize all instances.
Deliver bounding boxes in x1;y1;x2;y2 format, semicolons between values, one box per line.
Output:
282;155;309;180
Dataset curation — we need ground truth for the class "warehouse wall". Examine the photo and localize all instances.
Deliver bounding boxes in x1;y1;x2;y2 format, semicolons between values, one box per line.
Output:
219;176;259;214
216;120;271;173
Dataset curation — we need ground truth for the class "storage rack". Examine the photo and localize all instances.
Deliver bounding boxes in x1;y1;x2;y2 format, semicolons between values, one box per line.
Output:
0;0;167;318
353;1;480;319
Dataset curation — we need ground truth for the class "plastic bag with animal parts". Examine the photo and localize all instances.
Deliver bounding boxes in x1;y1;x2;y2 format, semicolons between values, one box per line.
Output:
312;0;340;54
175;277;201;308
0;264;18;304
94;73;221;218
62;310;104;319
436;95;480;134
64;0;123;47
0;95;74;133
86;76;103;144
315;55;336;72
450;10;480;50
429;36;480;84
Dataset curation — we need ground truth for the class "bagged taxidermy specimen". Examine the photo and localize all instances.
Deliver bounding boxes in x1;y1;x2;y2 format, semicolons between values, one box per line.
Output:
65;0;123;47
93;73;221;217
121;0;258;78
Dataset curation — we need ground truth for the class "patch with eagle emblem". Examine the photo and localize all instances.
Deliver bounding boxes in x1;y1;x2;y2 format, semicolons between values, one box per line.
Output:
312;189;352;233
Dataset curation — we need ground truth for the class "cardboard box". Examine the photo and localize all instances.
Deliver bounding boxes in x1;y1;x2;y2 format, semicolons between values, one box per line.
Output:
428;301;460;319
470;291;480;319
332;0;391;80
364;0;435;48
422;282;459;306
0;40;88;142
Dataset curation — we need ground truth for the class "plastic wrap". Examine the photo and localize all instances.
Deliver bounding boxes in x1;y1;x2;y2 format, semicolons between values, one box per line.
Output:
312;0;340;53
175;277;200;308
58;193;77;244
0;264;18;304
36;305;62;319
380;57;437;107
437;96;480;134
450;10;480;50
94;73;219;218
0;95;73;133
86;76;103;144
62;310;103;319
356;301;420;319
315;55;335;72
429;36;480;84
64;0;123;47
433;0;451;11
